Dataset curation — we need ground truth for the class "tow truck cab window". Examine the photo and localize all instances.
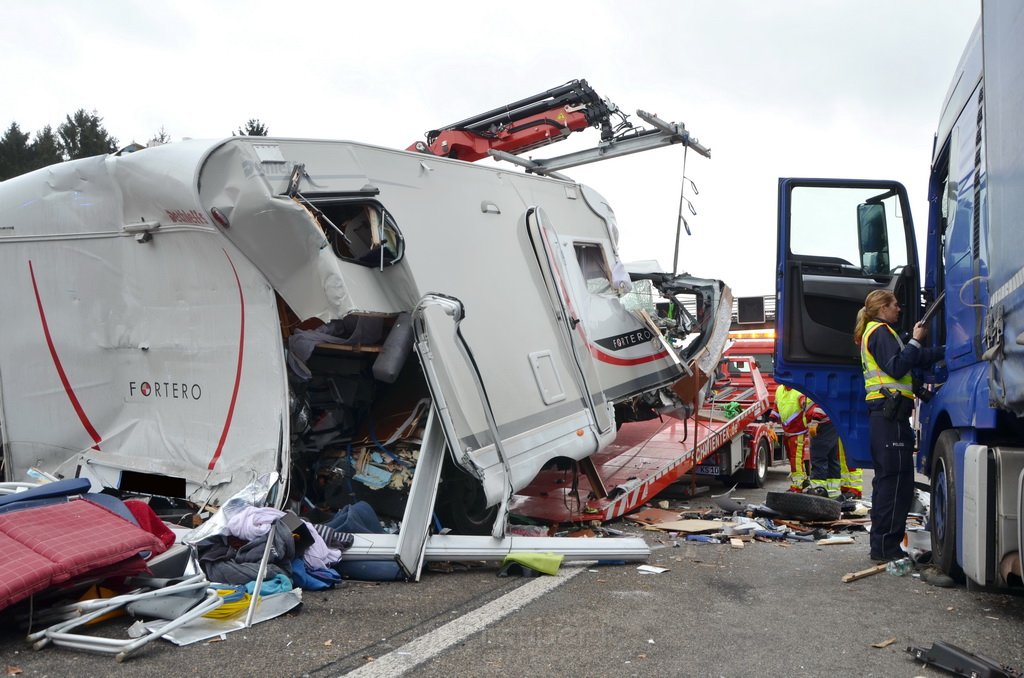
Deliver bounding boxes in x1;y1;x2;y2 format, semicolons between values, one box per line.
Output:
728;352;774;377
316;202;405;268
574;242;612;293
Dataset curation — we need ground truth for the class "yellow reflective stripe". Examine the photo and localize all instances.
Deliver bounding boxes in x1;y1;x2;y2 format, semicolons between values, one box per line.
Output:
861;321;913;401
782;411;802;425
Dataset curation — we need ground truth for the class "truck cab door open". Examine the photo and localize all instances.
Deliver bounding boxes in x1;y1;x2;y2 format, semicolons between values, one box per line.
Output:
776;179;919;466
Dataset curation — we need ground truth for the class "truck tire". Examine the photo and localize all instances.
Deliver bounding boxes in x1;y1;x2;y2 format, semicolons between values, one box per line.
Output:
734;439;770;488
765;490;841;521
930;429;965;582
434;460;497;535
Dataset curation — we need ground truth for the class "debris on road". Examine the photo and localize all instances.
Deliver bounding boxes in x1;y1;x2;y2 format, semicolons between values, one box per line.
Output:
498;552;564;577
842;564;888;583
626;507;685;526
637;565;669;574
764;491;841;522
907;641;1022;678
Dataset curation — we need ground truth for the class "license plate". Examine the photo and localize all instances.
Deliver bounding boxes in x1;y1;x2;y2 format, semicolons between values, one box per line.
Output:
696;465;720;475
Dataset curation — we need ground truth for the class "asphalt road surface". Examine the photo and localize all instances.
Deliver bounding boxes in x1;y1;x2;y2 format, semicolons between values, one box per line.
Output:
3;467;1023;677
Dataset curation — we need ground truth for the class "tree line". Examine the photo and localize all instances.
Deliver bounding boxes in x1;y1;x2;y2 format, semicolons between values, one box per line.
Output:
0;111;268;181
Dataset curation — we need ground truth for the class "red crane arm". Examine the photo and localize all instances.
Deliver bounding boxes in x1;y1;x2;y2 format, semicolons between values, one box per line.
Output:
407;79;615;162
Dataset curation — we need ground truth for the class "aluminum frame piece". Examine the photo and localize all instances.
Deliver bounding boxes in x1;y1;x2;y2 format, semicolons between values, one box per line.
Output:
343;533;650;563
144;589;303;647
394;406;447;580
26;574;222;663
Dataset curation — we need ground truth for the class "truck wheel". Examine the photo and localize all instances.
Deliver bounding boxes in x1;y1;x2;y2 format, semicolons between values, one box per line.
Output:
734;439;770;488
434;460;497;535
930;430;964;582
765;490;841;521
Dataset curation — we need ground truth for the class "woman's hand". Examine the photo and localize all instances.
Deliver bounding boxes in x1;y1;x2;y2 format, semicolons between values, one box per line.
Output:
912;321;928;342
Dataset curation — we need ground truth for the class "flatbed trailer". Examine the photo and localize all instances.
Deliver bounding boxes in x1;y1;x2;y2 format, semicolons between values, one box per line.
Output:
510;358;772;523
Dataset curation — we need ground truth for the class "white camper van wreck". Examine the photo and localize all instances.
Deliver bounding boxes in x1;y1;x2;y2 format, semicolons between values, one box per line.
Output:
0;83;729;578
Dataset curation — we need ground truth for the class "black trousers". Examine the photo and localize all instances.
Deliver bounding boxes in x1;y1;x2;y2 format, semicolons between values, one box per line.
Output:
868;410;915;558
810;421;841;481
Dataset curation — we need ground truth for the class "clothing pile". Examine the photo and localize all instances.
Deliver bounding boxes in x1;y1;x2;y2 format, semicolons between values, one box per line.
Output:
194;506;355;592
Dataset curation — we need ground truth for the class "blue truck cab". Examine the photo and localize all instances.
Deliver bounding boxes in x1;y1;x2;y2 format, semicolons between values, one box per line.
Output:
774;2;1024;589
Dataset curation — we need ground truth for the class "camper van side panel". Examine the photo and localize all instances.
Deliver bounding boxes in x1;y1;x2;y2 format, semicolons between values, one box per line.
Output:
0;149;289;503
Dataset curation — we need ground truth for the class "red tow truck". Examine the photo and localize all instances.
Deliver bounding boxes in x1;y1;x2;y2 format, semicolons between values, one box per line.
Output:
692;354;779;488
719;330;790;469
509;356;774;523
721;330;778;409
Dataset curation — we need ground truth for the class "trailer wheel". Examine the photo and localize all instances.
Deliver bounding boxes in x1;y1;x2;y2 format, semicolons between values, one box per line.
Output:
734;439;770;488
765;490;841;521
930;430;965;582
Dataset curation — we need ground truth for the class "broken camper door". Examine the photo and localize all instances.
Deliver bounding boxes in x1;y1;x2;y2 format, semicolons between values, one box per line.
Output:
411;291;607;539
775;178;919;466
527;208;683;423
527;208;612;434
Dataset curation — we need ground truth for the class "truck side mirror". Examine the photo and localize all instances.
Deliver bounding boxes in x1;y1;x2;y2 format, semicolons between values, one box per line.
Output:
857;202;889;275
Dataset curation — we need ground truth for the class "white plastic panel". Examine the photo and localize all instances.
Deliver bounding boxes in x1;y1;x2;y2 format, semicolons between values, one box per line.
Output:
962;444;988;585
529;350;566;405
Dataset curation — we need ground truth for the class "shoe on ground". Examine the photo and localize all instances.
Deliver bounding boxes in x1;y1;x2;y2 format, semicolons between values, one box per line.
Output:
921;566;955;588
870;552;906;564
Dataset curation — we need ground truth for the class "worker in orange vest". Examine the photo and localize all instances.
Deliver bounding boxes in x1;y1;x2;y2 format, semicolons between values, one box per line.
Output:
773;384;809;492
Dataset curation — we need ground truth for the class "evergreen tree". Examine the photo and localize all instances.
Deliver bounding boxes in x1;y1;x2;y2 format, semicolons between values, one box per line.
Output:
0;122;32;181
29;125;63;170
149;125;172;145
57;109;118;160
236;119;268;136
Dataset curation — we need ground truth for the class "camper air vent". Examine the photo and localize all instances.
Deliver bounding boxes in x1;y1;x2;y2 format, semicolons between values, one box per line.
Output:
253;144;286;163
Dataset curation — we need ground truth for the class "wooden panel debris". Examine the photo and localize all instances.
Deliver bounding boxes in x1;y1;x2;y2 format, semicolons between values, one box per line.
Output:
841;563;888;583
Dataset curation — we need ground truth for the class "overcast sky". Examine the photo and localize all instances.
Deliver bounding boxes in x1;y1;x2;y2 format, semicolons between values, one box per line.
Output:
1;1;980;296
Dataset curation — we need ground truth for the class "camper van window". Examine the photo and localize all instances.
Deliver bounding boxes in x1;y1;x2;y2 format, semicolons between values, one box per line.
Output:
315;202;404;268
574;242;612;293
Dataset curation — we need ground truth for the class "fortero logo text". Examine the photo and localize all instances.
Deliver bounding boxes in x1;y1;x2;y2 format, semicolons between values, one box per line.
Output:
594;328;654;352
129;381;203;400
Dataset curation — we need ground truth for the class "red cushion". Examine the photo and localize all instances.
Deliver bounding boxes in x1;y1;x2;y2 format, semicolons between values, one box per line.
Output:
0;499;165;611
